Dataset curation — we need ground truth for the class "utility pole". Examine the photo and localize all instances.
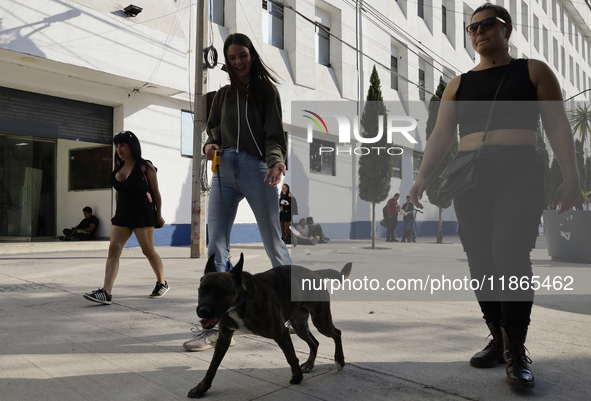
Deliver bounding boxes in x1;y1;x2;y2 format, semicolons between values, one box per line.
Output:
190;0;208;258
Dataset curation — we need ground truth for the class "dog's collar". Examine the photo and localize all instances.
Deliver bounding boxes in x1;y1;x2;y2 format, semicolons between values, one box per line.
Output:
227;297;245;313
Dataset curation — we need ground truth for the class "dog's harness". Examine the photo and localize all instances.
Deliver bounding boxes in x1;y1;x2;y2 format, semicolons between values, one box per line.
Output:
227;297;245;313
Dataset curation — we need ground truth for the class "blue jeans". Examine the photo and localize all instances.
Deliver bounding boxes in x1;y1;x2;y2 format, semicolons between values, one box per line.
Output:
403;217;414;234
208;149;292;272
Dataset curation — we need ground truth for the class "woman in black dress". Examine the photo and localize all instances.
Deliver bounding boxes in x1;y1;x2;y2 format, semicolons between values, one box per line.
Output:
279;183;293;241
84;131;169;304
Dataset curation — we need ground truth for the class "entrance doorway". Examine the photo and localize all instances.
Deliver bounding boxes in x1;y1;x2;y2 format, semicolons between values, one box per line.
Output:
0;134;56;240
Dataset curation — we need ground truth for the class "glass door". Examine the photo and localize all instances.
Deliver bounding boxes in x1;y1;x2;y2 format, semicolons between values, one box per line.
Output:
0;134;56;240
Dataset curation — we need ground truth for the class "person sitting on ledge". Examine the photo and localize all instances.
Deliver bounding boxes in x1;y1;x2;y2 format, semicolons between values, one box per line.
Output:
59;206;99;241
290;218;319;247
306;216;329;243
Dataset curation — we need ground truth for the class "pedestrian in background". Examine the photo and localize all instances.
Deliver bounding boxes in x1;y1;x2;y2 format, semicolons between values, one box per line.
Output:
384;193;400;242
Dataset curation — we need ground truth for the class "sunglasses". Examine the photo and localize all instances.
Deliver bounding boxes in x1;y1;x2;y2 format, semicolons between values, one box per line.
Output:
466;16;506;36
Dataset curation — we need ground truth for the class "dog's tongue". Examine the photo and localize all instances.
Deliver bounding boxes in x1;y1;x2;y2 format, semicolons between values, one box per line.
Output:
200;317;218;330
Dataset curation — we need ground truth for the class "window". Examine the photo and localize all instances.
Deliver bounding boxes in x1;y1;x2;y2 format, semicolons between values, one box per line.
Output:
316;8;331;67
208;0;224;25
533;15;539;51
412;151;423;181
542;0;547;13
262;0;284;49
463;20;467;49
568;20;573;45
69;146;112;191
521;2;528;41
316;24;330;66
576;63;580;89
553;38;559;70
442;0;447;34
418;66;425;101
561;7;566;34
310;138;335;175
510;0;517;23
569;56;574;85
391;55;399;91
181;110;194;157
561;46;565;77
543;27;548;61
392;151;402;179
552;0;558;26
418;0;424;19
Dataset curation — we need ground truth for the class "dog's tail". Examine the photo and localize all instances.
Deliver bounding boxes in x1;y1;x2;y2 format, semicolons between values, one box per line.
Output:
313;262;352;280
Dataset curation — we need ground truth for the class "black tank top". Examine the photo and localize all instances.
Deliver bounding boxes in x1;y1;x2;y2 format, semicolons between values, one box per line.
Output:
455;59;539;138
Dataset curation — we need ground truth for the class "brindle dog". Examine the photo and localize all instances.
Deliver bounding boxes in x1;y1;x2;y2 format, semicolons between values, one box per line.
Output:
188;253;352;398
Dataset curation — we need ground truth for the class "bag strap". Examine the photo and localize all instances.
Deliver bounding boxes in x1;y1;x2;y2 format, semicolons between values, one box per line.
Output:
140;163;151;190
479;58;516;151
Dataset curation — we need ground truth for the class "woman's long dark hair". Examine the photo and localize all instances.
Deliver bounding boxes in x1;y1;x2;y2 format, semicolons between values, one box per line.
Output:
113;131;156;171
282;183;290;195
223;33;280;102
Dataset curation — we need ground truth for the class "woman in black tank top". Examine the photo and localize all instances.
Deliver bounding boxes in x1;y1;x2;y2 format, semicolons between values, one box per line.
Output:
410;4;580;390
83;131;170;305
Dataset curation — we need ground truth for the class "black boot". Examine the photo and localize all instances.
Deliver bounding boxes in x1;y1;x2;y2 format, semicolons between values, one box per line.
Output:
470;321;505;368
502;327;535;389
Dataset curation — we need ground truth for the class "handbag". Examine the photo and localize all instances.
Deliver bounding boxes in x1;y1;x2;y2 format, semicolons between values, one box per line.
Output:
380;218;388;228
438;59;516;202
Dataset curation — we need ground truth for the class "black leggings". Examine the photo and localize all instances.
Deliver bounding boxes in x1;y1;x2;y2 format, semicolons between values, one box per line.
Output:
453;146;545;330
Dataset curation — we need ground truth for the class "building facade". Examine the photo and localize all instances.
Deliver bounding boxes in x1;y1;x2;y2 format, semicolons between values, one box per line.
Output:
0;0;589;244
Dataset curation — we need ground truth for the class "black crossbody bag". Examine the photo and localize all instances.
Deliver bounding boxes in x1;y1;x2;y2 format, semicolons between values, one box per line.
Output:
438;59;516;202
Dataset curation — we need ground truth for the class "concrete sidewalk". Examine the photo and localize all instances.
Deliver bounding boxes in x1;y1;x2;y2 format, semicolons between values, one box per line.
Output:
1;238;590;400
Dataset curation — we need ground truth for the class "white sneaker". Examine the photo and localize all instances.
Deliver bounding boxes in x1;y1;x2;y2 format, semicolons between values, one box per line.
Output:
183;327;235;351
312;236;320;245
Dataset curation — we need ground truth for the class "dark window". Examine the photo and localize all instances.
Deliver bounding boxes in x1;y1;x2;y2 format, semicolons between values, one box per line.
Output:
418;68;426;101
413;151;423;181
69;146;112;191
391;56;399;91
310;138;335;175
209;0;224;25
442;6;447;35
418;0;424;19
263;0;284;49
463;21;467;48
317;24;330;66
392;151;402;178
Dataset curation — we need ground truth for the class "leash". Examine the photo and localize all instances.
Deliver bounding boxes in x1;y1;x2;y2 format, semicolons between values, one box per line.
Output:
212;149;223;208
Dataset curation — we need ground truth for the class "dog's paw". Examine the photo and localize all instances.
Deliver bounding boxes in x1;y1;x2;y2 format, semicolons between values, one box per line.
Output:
300;361;314;373
187;382;210;398
335;360;345;371
290;372;303;385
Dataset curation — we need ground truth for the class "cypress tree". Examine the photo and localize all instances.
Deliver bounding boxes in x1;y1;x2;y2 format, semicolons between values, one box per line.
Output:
358;66;393;249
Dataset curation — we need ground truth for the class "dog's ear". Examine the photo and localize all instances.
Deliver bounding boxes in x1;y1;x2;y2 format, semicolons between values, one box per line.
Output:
204;254;217;275
231;253;244;285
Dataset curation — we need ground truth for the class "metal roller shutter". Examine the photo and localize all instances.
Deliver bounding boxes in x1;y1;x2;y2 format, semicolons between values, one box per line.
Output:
0;86;113;144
